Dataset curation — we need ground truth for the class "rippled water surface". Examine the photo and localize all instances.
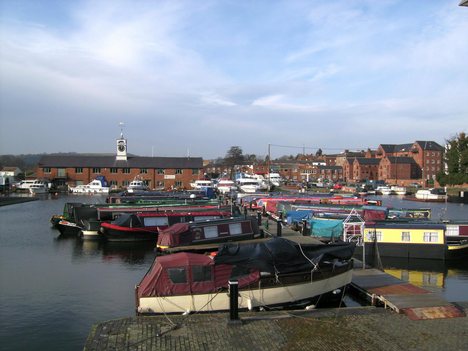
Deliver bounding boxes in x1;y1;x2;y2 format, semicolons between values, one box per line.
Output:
0;194;466;350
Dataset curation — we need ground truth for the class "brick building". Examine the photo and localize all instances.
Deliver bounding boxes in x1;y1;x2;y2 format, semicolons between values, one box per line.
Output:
36;134;204;190
351;158;380;182
379;156;420;185
410;141;444;181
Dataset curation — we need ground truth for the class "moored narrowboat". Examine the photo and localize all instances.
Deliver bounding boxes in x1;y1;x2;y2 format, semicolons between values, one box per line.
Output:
99;210;233;242
357;222;468;260
156;217;263;252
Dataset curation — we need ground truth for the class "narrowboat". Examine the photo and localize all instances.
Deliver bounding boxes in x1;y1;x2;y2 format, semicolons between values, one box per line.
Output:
99;210;233;242
136;237;356;314
156;217;263;252
358;222;468;260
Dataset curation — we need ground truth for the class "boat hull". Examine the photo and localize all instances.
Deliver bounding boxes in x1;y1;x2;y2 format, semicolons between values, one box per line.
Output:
354;241;468;260
100;226;158;242
137;266;352;314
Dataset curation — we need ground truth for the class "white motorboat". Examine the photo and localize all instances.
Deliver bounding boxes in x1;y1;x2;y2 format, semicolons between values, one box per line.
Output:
215;179;236;194
390;186;407;195
17;179;44;190
29;182;49;195
190;180;214;189
376;186;393;195
136;237;355;314
70;178;110;194
266;173;283;187
415;188;447;201
236;174;268;193
127;178;149;193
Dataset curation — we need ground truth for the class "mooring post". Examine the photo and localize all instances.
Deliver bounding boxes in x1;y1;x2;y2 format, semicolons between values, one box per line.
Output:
228;280;241;324
277;219;282;237
244;206;248;219
257;211;262;226
302;219;308;236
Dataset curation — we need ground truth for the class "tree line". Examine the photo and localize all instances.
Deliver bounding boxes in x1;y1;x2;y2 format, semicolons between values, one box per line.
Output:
437;132;468;186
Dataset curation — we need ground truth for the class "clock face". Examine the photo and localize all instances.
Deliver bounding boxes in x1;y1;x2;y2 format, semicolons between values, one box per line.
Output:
118;142;126;152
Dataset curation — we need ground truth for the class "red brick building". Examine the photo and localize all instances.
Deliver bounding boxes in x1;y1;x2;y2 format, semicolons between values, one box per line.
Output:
410;141;444;181
36;135;204;190
351;158;380;182
378;156;419;185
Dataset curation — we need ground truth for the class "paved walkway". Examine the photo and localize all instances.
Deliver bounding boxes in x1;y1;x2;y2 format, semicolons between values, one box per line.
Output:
84;304;468;351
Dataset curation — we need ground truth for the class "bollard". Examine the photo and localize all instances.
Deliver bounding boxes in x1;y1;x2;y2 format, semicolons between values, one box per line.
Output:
276;219;282;237
244;206;248;219
257;211;262;226
302;219;308;236
228;280;241;324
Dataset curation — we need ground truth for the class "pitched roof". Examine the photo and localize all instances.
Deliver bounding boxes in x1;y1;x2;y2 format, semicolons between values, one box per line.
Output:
379;144;413;153
415;141;444;151
354;158;381;165
38;155;203;168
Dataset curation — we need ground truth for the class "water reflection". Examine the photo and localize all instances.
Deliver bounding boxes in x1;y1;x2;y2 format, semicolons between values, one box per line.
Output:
366;256;468;292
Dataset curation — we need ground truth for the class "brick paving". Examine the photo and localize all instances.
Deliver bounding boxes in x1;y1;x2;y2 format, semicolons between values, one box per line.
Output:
84;304;468;351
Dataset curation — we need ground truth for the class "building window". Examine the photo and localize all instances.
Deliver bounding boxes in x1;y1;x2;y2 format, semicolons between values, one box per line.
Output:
43;167;51;173
401;231;411;242
140;168;148;174
110;180;118;186
122;180;130;186
122;168;130;174
192;169;199;175
75;167;83;174
110;168;118;174
157;169;165;174
175;169;182;175
175;181;182;187
92;168;101;173
423;232;439;242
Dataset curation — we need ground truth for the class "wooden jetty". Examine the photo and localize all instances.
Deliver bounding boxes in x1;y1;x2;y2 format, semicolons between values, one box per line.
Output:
350;265;465;320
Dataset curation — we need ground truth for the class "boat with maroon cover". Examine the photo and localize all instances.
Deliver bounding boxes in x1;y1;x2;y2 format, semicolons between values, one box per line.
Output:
136;236;355;314
157;217;263;253
99;210;233;242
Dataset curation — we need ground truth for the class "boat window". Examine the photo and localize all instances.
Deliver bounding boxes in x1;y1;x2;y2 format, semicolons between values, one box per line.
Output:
423;232;439;243
229;223;243;235
365;230;382;242
401;231;411;242
167;267;187;284
194;216;220;221
144;217;169;227
192;266;212;282
204;226;219;239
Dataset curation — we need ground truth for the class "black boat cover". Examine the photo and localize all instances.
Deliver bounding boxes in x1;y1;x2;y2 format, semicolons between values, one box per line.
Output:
214;237;355;274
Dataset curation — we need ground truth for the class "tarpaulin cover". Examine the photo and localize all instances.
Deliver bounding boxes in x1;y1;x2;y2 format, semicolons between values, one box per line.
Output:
286;210;313;225
137;252;260;297
214;237;355;274
157;223;190;247
111;213;144;228
308;219;343;239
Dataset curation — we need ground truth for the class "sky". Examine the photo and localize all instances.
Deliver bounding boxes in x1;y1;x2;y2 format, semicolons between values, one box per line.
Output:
0;0;467;159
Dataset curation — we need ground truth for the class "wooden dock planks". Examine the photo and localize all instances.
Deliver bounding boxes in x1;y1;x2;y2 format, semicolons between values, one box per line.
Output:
351;267;466;320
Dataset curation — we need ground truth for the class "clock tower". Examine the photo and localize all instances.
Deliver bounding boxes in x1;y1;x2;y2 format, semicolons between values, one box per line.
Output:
116;122;127;161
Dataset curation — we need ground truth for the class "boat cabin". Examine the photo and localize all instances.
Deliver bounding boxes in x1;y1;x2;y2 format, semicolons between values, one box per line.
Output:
157;217;261;251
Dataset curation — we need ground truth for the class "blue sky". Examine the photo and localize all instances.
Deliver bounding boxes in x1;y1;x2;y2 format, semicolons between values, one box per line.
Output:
0;0;467;159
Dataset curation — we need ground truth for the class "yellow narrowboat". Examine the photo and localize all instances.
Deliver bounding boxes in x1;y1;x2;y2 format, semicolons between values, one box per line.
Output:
356;222;468;260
